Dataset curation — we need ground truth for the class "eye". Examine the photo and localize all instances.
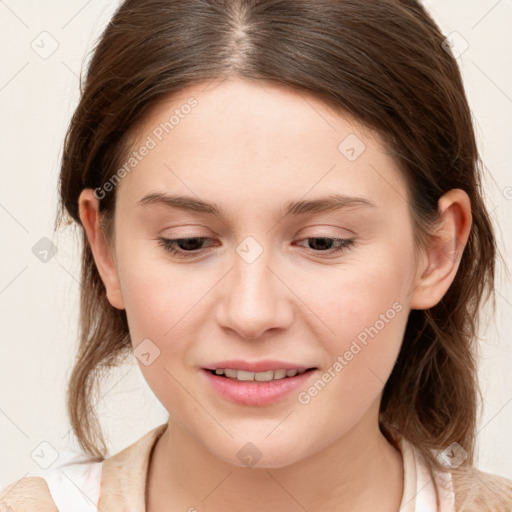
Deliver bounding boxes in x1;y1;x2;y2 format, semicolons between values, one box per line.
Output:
157;236;355;259
157;237;214;258
294;237;356;254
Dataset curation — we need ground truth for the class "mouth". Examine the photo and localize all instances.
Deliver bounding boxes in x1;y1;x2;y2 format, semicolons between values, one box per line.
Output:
204;367;317;382
201;367;319;406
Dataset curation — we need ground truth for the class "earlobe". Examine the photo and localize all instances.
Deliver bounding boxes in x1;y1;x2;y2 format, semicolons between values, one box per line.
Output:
409;189;472;310
78;189;125;310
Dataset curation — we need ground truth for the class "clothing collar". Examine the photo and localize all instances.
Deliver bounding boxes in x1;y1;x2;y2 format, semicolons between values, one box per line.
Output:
98;422;168;511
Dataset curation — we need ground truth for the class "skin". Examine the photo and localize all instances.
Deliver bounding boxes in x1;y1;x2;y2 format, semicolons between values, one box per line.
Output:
78;78;472;511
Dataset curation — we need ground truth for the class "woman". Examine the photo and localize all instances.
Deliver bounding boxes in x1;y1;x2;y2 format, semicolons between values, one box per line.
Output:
2;0;511;510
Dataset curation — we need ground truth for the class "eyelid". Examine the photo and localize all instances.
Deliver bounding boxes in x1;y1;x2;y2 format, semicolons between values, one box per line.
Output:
157;234;356;259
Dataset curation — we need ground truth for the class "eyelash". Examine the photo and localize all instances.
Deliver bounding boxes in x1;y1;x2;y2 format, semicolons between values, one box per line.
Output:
157;236;356;259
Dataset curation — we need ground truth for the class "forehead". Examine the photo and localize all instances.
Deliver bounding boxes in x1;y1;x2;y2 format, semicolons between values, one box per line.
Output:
116;78;409;214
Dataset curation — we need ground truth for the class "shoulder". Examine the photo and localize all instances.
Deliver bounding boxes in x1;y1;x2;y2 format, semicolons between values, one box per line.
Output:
0;452;103;511
451;466;512;511
0;476;58;511
0;424;166;512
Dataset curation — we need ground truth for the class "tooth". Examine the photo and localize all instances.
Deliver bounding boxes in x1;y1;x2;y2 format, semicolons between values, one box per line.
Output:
255;370;275;382
273;369;287;380
236;370;255;381
219;368;306;381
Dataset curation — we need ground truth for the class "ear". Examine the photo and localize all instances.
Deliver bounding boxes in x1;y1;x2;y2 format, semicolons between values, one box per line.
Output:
78;189;125;310
409;188;472;310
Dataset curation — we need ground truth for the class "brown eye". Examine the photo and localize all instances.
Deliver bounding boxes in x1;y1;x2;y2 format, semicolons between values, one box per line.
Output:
157;237;213;258
294;237;355;254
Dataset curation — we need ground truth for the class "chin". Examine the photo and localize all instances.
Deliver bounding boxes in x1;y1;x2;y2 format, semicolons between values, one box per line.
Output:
215;440;308;470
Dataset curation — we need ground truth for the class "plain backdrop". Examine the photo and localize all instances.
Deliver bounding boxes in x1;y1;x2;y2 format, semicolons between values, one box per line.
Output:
0;0;511;490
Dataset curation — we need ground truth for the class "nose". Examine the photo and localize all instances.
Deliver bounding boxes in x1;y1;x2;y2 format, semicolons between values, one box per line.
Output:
215;244;294;340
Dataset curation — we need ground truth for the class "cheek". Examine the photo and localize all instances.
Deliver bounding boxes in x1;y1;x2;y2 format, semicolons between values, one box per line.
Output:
307;242;413;377
115;247;221;377
115;257;204;408
120;269;193;342
295;271;409;424
113;239;186;342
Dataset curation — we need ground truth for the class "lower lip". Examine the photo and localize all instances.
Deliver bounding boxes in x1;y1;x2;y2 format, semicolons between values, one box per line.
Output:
202;369;317;406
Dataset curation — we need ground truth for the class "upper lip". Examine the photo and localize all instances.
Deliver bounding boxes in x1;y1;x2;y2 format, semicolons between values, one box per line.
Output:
203;360;317;372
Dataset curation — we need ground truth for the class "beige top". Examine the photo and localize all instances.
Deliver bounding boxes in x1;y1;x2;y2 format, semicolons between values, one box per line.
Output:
1;423;512;511
98;424;451;511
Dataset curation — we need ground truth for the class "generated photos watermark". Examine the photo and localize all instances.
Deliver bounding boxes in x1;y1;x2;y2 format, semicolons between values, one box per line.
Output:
297;301;403;405
94;96;198;200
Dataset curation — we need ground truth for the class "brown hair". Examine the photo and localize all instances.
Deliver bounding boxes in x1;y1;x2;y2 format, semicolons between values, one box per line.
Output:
56;0;500;472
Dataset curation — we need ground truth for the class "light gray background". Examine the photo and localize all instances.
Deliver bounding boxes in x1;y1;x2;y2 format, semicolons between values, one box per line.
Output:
1;0;511;489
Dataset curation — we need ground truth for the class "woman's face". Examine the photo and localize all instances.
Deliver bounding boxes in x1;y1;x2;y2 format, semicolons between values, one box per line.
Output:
101;78;427;467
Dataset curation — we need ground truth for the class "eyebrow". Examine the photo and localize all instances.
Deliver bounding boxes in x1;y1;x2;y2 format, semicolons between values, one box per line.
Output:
137;192;376;219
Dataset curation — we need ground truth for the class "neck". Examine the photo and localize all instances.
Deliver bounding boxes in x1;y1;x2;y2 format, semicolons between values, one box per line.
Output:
146;407;403;512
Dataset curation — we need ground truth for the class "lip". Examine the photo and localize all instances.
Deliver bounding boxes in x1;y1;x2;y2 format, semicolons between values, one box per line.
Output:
202;367;318;406
203;359;315;372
